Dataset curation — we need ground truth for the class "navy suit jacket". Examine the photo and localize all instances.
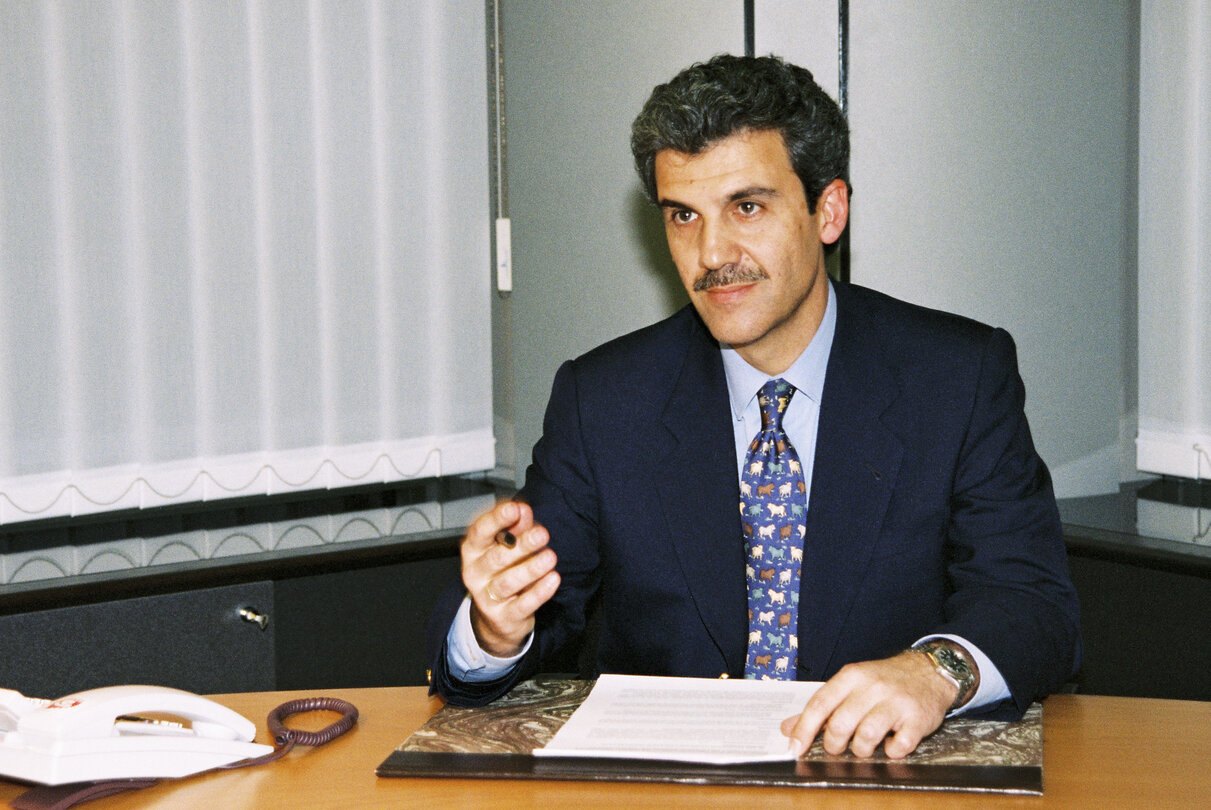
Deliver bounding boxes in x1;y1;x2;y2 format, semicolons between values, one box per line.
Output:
428;282;1080;716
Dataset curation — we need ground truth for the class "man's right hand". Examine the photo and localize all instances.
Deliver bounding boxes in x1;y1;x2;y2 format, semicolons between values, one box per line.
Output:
461;500;561;658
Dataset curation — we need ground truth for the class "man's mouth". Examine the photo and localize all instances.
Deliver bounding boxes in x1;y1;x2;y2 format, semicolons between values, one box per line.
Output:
693;264;767;292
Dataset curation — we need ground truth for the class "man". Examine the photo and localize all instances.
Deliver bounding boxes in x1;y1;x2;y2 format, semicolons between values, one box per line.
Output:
427;54;1080;759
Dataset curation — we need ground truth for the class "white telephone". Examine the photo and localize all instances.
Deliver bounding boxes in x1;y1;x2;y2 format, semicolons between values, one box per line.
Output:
0;684;273;786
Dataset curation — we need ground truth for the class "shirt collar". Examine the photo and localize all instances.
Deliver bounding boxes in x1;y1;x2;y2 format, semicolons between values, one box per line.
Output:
721;279;837;420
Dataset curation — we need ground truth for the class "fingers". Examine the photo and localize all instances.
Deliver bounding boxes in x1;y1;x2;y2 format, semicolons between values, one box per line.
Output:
470;550;559;657
485;569;561;626
819;691;926;759
816;679;889;757
479;531;559;603
461;501;547;588
463;500;535;555
460;500;560;657
782;679;843;758
782;653;951;759
881;713;934;759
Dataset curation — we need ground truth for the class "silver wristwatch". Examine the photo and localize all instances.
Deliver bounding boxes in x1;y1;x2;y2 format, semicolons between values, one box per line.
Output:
913;640;978;711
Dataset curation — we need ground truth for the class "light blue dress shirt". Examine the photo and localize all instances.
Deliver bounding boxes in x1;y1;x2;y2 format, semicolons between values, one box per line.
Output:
448;282;1009;713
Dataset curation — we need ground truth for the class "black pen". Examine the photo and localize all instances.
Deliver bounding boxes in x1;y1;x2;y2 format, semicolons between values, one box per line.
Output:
494;530;517;548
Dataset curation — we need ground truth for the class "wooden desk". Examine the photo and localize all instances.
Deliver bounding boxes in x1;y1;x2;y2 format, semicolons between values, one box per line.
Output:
2;688;1207;808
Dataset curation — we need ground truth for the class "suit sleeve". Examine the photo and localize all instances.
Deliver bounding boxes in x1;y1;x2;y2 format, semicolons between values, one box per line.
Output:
936;328;1081;716
427;360;602;705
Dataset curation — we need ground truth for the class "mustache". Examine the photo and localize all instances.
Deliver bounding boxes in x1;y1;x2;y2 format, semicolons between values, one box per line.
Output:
692;263;768;292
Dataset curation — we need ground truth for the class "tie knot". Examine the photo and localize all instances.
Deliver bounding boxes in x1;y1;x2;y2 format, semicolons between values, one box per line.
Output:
757;379;795;431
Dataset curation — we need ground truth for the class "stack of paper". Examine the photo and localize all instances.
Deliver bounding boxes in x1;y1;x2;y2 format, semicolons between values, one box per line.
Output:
533;674;822;765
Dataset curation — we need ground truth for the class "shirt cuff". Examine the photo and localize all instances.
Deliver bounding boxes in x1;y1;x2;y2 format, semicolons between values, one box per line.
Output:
915;633;1011;716
446;595;532;682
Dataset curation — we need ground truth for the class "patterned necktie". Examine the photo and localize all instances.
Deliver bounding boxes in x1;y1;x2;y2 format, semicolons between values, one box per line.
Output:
741;379;807;679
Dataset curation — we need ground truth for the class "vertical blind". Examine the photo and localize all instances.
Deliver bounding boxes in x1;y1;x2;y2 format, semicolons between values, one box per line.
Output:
1136;0;1211;481
0;0;493;525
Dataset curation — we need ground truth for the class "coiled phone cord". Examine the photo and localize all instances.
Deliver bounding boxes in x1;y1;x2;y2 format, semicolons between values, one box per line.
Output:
220;696;359;768
268;696;359;749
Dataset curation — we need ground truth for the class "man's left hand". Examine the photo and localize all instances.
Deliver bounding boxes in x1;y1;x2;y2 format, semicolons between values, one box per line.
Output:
780;650;956;759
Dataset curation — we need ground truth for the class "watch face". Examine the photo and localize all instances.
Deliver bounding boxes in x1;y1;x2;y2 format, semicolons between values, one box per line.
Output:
935;646;972;677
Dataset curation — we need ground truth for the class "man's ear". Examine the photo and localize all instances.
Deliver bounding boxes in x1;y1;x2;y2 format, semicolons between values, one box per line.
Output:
815;178;850;245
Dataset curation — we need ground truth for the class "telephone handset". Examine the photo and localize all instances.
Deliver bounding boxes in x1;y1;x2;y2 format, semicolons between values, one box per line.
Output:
0;684;274;785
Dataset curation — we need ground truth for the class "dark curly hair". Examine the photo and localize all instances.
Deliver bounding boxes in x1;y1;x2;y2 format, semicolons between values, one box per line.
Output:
631;54;849;212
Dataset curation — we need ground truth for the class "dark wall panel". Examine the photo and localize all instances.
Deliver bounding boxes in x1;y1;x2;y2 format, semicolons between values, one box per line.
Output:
0;582;275;697
274;554;460;690
1068;555;1211;701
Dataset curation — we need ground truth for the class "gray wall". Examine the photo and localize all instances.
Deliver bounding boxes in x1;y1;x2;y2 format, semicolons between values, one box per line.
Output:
494;2;1138;500
493;2;743;481
848;2;1138;497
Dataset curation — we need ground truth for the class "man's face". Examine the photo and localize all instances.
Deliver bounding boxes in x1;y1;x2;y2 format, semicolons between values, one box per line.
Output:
654;129;843;375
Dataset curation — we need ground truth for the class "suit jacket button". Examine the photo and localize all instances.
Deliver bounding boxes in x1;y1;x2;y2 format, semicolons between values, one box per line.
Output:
718;673;729;679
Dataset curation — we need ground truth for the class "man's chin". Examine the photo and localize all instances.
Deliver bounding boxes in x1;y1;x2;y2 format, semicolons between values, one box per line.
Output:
694;313;762;350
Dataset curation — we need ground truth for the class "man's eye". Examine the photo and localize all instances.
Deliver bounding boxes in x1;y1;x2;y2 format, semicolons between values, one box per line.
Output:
737;201;760;215
670;210;695;224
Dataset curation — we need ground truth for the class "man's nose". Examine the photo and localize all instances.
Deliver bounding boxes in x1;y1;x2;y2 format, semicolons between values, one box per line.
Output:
698;218;740;269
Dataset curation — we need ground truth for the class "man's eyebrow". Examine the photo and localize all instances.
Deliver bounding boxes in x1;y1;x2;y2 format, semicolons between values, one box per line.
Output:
726;185;779;203
658;186;780;210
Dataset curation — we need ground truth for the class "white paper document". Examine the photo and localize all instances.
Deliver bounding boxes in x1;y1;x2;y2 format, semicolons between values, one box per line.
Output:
534;674;823;765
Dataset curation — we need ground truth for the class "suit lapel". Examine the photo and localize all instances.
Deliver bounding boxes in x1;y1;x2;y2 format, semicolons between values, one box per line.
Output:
799;283;904;677
652;312;749;675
